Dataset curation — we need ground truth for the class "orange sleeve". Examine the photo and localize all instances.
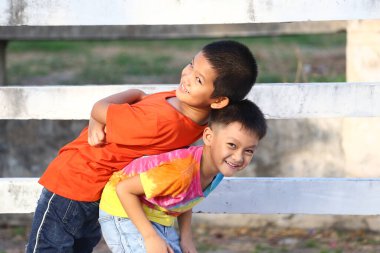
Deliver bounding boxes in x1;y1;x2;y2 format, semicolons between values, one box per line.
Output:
106;103;158;145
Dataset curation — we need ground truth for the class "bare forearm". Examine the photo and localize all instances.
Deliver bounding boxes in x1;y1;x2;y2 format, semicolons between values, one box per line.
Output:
115;175;173;253
178;210;193;239
91;89;146;124
99;89;146;104
178;210;199;252
116;183;157;239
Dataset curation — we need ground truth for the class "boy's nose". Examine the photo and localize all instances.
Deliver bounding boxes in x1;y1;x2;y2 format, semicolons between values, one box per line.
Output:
232;152;244;164
181;72;192;85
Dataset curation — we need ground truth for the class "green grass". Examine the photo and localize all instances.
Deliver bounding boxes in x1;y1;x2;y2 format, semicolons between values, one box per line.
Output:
6;33;346;85
113;54;172;75
11;226;26;237
197;242;218;252
253;244;277;253
305;239;319;248
8;33;346;52
247;33;346;47
8;40;92;52
319;250;343;253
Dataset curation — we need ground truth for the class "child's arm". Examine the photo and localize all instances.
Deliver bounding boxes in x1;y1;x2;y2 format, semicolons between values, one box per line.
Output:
116;175;174;253
178;209;198;253
88;89;147;146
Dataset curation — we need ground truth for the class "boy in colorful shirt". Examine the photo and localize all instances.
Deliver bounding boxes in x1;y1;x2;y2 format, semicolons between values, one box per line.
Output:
26;40;258;252
99;100;267;253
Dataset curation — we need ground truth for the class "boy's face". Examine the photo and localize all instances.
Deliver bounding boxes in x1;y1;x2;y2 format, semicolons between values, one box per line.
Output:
176;51;218;108
203;122;260;177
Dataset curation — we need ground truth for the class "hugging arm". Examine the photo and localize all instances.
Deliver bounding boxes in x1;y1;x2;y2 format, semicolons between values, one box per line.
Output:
88;89;147;146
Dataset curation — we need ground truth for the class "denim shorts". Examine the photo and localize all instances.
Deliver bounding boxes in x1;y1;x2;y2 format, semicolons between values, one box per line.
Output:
99;209;182;253
26;188;101;253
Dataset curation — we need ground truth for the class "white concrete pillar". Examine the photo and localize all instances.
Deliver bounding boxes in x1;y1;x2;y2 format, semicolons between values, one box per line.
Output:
347;20;380;82
344;20;380;177
342;118;380;177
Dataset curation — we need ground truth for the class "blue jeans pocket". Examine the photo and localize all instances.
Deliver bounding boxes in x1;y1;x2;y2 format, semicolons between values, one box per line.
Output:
99;210;129;253
99;210;146;253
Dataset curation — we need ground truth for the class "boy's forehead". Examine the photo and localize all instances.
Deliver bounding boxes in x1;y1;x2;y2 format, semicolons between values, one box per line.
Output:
213;122;259;142
194;51;217;79
194;51;209;66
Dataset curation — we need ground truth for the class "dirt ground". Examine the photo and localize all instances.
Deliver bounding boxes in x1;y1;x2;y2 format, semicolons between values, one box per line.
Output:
2;224;380;253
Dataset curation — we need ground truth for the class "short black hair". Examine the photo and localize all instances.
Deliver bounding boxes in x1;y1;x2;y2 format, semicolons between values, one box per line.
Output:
209;99;267;140
202;40;258;103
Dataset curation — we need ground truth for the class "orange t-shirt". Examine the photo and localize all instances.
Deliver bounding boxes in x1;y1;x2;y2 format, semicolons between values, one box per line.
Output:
39;90;206;201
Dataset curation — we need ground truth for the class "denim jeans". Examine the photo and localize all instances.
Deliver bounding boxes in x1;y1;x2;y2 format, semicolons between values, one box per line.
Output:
99;210;182;253
25;188;101;253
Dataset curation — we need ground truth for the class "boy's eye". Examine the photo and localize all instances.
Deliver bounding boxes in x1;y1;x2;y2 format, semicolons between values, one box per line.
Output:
196;77;202;84
245;149;255;155
227;143;237;149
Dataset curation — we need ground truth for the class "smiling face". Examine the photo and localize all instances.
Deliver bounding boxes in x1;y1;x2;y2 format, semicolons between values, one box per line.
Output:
176;51;218;109
202;122;260;177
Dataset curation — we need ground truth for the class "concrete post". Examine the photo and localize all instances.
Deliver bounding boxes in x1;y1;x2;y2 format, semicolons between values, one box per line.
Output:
343;20;380;177
347;20;380;82
0;41;7;85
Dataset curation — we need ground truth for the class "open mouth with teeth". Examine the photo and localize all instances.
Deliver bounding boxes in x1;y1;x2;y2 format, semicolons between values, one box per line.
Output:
225;160;242;170
180;83;190;94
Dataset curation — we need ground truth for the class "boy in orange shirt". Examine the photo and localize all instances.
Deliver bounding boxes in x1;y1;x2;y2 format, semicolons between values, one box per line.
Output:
26;40;258;252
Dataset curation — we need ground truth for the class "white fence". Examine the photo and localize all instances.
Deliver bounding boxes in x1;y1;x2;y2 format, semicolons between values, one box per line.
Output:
1;0;380;216
1;83;380;214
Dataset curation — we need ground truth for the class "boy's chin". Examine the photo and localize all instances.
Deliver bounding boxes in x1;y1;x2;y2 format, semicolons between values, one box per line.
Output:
220;170;236;177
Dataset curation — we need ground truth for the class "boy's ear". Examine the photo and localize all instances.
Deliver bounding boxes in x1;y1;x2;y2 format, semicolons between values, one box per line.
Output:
210;97;229;109
202;127;214;145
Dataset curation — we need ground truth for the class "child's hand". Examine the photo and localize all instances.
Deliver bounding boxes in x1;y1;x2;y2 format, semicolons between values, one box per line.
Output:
180;237;198;253
88;116;106;146
145;234;174;253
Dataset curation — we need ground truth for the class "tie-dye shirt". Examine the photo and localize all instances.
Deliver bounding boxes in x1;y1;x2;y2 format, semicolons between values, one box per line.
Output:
99;146;223;226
